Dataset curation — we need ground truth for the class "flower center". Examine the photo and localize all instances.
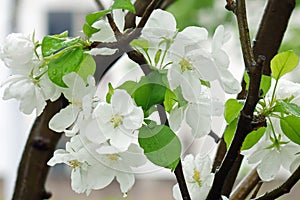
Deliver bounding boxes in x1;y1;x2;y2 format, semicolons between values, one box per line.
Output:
179;58;193;72
107;154;119;161
192;169;202;187
110;114;124;128
68;160;81;170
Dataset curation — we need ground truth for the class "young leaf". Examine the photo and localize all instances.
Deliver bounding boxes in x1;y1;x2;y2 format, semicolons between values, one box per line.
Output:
164;89;177;112
154;49;162;66
76;54;96;82
83;23;100;38
260;75;272;96
271;50;299;80
241;127;266;150
138;124;181;171
224;118;238;149
280;116;300;145
111;0;136;13
86;10;112;25
133;71;167;111
275;100;300;117
41;36;80;57
224;99;243;123
48;47;83;87
130;39;149;52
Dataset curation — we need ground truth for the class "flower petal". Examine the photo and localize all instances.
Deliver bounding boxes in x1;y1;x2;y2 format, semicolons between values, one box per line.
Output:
111;90;134;115
115;172;135;193
49;104;80;132
123;107;144;130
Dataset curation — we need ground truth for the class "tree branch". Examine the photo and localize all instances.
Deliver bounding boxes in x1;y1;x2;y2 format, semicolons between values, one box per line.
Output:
12;97;68;200
253;0;296;76
254;165;300;200
230;168;260;200
206;53;265;199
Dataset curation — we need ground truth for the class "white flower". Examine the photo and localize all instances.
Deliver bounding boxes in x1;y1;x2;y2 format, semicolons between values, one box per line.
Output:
173;154;214;200
142;9;177;43
169;87;212;138
210;25;241;94
167;26;208;102
246;124;299;181
49;72;96;136
48;135;146;196
0;33;35;72
290;155;300;173
89;89;144;150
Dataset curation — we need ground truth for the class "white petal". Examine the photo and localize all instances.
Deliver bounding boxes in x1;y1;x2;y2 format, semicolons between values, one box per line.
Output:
88;165;115;190
111;90;134;115
85;48;118;56
123;107;144;130
84;119;106;144
247;148;268;164
176;26;208;47
62;72;86;101
167;64;183;90
49;104;80;132
91;20;116;42
47;149;71;166
180;71;202;102
113;9;125;32
169;106;185;132
257;150;281;181
110;129;133;150
186;103;212;138
93;102;113;123
115;172;135;193
172;184;182;200
217;67;242;94
121;144;147;167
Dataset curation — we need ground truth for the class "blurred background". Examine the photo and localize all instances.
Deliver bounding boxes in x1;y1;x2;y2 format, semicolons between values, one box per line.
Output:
0;0;300;199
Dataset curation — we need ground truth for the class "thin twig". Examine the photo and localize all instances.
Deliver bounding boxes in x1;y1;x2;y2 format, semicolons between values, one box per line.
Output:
230;168;260;200
254;165;300;200
250;181;263;199
94;0;105;10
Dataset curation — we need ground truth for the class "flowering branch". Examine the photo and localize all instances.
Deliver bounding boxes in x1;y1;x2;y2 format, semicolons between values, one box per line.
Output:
254;165;300;200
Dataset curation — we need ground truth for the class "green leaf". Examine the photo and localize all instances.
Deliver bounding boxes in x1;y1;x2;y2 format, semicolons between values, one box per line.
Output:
41;36;80;57
224;99;243;123
133;71;167;111
76;54;96;82
48;47;83;87
280;116;300;145
164;89;177;112
173;87;188;107
260;75;272;96
244;72;271;96
271;50;299;80
106;83;114;103
130;39;149;52
224;118;238;149
86;10;112;25
241;127;266;150
83;23;100;38
138;124;181;171
111;0;136;13
117;80;138;95
275;100;300;117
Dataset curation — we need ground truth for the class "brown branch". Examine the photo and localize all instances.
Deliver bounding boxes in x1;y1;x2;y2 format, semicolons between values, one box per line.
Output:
253;0;296;76
12;97;68;200
206;55;265;200
230;168;260;200
251;181;263;199
254;165;300;200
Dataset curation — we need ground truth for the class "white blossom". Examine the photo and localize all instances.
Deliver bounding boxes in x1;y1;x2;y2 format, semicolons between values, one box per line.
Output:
173;154;214;200
48;135;146;196
89;89;144;150
169;86;213;138
49;72;96;136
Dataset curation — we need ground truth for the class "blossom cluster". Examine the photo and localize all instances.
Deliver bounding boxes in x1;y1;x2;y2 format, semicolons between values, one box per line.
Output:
2;6;300;200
